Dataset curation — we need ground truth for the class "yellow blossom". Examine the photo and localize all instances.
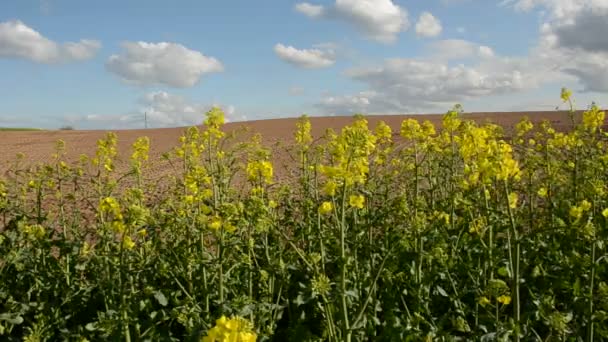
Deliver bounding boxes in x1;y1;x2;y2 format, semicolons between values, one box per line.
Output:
122;236;135;250
582;105;605;132
561;87;572;103
319;201;333;215
209;216;222;231
349;195;365;209
295;115;313;146
537;187;548;198
323;180;338;197
478;296;491;307
508;192;518;209
246;160;274;184
202;315;257;342
497;295;512;305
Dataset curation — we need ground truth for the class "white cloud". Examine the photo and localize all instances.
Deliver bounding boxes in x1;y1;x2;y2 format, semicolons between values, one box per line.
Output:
106;41;224;88
295;0;409;43
274;43;335;68
426;39;494;61
295;2;325;17
478;45;495;58
0;20;100;63
315;38;558;115
503;0;608;92
415;12;442;38
138;91;235;127
64;92;236;129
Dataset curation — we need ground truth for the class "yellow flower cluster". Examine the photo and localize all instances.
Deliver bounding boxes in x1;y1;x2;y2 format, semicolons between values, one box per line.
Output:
319;201;333;215
131;136;150;172
400;119;436;141
0;180;6;200
349;194;365;209
294;115;313;146
203;107;226;147
458;123;520;186
246;160;274;185
202;316;257;342
99;197;125;233
93;132;118;172
569;200;592;220
20;223;46;240
184;166;213;203
582;104;605;133
320;116;377;189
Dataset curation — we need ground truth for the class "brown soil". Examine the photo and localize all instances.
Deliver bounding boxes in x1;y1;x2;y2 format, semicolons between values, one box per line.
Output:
0;111;588;180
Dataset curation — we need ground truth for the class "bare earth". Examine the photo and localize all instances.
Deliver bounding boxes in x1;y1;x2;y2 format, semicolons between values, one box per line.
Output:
0;111;587;180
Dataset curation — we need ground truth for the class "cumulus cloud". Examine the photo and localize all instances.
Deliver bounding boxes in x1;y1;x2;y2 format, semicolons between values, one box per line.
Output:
274;43;335;68
415;12;442;38
106;42;224;88
503;0;608;92
315;37;558;115
295;2;325;17
137;91;235;127
0;20;100;63
64;92;236;129
426;39;495;61
295;0;409;43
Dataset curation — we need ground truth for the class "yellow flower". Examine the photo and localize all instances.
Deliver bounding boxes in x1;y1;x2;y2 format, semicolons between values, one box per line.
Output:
468;218;485;235
21;224;46;240
319;201;333;215
122;236;135;250
80;242;92;257
497;295;512;305
602;208;608;218
374;121;392;142
478;296;491;307
349;195;365;209
323;181;337;197
295;115;313;146
246;160;274;184
268;200;277;209
582;105;605;132
508;192;518;209
560;87;572;103
537;187;548;198
580;200;592;212
570;206;584;220
202;315;257;342
515;117;534;136
138;229;148;237
436;211;450;225
209;216;222;231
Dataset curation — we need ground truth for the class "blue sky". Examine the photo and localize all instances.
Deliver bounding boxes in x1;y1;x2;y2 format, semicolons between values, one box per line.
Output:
0;0;606;129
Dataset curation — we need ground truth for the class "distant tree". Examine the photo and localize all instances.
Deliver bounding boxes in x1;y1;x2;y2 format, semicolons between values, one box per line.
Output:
59;125;75;130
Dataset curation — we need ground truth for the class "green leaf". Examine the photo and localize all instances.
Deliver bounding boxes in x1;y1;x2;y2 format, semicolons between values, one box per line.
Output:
154;291;168;307
436;285;448;297
498;266;510;278
0;314;23;325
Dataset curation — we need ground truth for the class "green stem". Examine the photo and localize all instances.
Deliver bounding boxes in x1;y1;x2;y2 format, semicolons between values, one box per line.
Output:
504;181;520;342
340;182;351;341
588;240;597;342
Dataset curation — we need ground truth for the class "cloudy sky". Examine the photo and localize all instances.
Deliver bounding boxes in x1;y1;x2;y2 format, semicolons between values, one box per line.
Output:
0;0;606;129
